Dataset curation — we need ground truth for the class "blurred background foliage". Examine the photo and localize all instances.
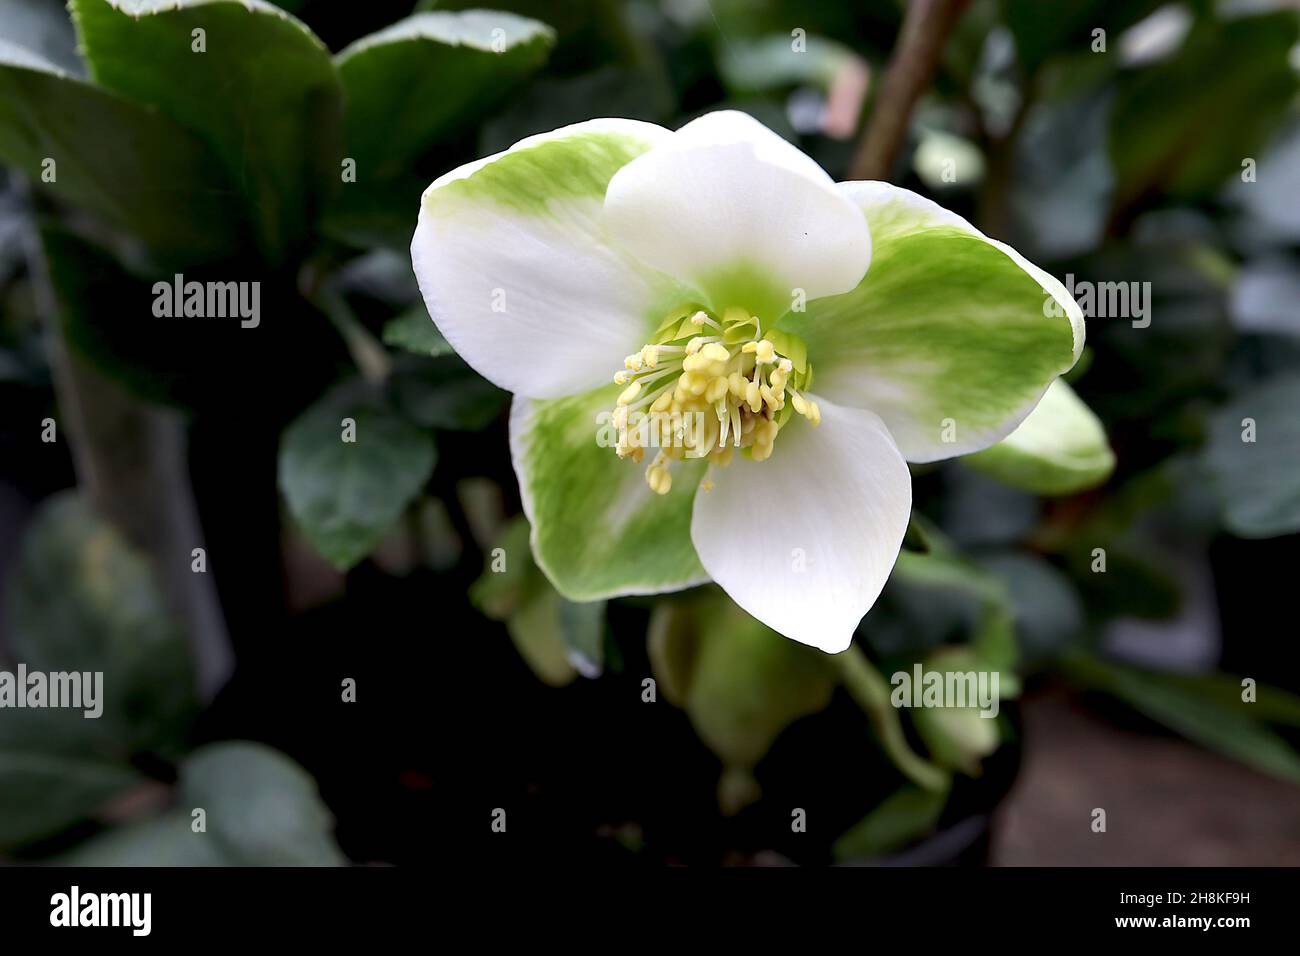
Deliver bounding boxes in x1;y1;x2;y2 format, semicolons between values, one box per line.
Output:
0;0;1298;865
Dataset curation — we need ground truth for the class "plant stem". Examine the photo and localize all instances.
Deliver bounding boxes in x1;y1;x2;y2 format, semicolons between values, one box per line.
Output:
317;287;392;385
833;643;951;792
21;202;232;700
847;0;973;181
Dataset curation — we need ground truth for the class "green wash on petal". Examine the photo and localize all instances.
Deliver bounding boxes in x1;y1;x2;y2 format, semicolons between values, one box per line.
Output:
511;385;708;601
431;131;657;215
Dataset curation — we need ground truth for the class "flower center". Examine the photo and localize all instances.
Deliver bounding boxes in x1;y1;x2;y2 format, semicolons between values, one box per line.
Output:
607;306;819;495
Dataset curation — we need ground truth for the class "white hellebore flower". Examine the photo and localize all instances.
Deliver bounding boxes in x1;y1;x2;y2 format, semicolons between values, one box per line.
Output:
412;111;1083;654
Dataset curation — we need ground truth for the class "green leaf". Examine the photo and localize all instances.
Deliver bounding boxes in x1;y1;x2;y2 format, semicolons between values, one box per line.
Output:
648;592;837;809
965;378;1115;495
0;749;144;851
279;381;437;571
975;551;1084;663
557;597;606;677
326;10;554;249
471;515;606;684
1109;11;1300;207
382;306;455;358
468;514;534;619
889;533;1022;692
1005;0;1163;76
0;37;243;266
910;649;1003;776
1154;671;1300;730
832;784;949;862
389;355;508;431
59;742;346;865
478;64;673;155
39;227;191;406
501;588;580;687
1205;373;1300;538
5;492;198;756
1065;654;1300;786
71;0;343;265
0;491;198;849
336;11;552;171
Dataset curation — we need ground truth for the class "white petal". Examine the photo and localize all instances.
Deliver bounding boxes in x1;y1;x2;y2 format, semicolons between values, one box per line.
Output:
603;110;871;323
690;398;911;653
411;118;694;399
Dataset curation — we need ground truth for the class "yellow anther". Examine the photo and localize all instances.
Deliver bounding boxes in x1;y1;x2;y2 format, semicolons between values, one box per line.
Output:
700;343;730;363
700;478;715;492
609;312;815;474
646;461;673;495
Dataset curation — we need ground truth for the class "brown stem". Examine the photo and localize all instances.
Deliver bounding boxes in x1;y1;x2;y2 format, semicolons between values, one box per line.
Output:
21;204;233;701
847;0;973;182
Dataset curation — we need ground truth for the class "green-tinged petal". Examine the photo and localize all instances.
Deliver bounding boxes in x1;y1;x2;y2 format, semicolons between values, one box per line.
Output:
509;387;707;600
780;182;1082;462
605;110;870;322
965;378;1115;495
413;118;695;400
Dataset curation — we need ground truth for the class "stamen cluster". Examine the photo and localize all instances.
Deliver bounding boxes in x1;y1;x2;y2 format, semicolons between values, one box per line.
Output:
608;308;820;495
